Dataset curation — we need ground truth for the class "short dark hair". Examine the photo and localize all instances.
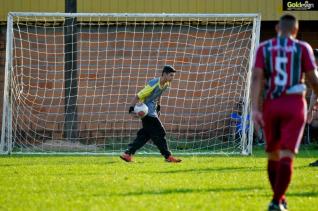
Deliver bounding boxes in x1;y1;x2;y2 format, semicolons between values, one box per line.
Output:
280;13;297;22
314;49;318;58
162;65;176;75
279;13;298;32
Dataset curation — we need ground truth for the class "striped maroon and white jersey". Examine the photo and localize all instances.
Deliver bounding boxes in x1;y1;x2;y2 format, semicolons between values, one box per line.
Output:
254;36;317;100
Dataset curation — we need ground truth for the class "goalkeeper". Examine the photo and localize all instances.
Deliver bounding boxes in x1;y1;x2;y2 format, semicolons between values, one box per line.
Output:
120;65;182;163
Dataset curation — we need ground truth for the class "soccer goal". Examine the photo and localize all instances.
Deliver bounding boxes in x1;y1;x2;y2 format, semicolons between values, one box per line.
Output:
1;12;261;155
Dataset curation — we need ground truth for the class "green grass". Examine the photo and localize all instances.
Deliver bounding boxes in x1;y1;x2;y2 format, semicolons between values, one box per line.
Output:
0;147;317;211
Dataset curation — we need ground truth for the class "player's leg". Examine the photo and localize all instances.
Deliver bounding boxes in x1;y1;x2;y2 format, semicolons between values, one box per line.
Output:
309;125;318;166
263;100;280;193
267;150;295;211
263;100;285;210
126;128;150;154
309;160;318;166
151;135;170;157
273;128;304;207
148;117;171;158
147;117;181;162
267;151;287;211
272;150;295;210
267;151;280;192
273;95;306;209
152;136;181;162
120;128;150;162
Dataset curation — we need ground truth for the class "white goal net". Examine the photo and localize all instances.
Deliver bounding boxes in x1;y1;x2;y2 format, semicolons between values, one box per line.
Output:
1;13;260;155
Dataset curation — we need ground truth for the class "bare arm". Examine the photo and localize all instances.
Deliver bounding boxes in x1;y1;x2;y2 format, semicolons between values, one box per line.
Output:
306;70;318;96
251;68;265;128
251;68;264;112
307;91;317;124
308;92;317;112
306;70;318;123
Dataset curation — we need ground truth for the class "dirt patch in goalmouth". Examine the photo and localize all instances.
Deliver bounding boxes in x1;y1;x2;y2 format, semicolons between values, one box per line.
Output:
32;140;99;152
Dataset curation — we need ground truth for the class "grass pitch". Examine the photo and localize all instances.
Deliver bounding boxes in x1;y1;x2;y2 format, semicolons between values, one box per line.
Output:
0;147;317;211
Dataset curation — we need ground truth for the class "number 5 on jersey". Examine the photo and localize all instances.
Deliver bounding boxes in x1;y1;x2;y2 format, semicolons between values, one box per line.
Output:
274;57;288;86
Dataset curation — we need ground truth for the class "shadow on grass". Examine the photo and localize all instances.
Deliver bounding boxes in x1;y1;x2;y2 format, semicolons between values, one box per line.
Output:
288;191;318;197
260;188;318;198
144;166;263;174
0;160;117;167
294;165;312;170
113;186;264;197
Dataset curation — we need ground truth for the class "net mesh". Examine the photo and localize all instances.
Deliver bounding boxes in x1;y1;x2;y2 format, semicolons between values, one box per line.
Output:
1;13;259;154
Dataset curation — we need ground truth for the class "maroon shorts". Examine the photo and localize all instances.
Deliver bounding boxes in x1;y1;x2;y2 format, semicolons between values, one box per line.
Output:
263;95;307;153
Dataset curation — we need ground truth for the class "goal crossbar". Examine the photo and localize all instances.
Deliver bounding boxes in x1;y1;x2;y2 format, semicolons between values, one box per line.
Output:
9;12;260;18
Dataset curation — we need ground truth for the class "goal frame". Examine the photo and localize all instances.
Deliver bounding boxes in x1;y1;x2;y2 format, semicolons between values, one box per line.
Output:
1;12;261;155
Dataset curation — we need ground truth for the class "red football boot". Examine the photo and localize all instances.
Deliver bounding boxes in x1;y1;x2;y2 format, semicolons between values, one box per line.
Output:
120;153;133;162
165;155;182;163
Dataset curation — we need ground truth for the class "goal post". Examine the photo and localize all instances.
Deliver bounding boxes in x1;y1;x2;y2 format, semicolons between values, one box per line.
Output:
1;12;261;155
